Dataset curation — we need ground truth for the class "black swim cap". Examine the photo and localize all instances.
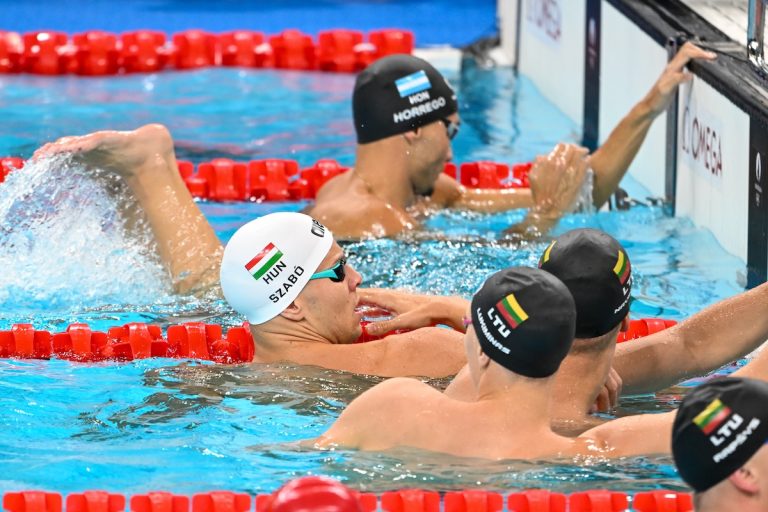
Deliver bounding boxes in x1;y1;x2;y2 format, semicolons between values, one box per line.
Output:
538;229;632;338
672;377;768;492
353;54;458;144
470;267;576;378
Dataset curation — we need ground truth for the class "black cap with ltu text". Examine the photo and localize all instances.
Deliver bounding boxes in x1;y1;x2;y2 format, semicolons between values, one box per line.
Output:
352;54;458;144
538;229;632;338
672;377;768;492
470;267;576;378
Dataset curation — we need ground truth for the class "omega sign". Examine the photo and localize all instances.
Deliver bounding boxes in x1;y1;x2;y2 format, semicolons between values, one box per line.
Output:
680;103;723;179
526;0;561;44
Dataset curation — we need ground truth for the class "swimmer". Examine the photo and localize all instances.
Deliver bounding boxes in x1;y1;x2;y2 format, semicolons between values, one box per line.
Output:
217;212;464;378
313;267;768;459
671;377;768;511
360;229;768;432
31;45;716;288
313;266;668;458
306;44;717;238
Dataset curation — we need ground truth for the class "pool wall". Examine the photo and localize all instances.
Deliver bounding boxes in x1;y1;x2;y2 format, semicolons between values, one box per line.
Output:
500;0;768;287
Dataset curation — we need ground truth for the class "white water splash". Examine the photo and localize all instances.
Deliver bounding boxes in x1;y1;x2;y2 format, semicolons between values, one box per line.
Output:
0;155;173;311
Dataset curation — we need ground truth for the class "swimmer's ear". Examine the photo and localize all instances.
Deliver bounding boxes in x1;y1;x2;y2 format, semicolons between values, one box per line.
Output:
402;127;421;144
619;315;630;332
729;465;760;495
279;301;306;322
477;347;491;370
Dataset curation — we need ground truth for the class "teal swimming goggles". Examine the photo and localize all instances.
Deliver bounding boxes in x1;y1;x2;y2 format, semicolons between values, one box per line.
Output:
309;257;347;283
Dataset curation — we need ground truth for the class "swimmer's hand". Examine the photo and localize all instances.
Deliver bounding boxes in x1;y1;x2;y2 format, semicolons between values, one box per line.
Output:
643;42;717;116
590;367;623;414
358;288;467;336
504;143;588;237
32;124;172;182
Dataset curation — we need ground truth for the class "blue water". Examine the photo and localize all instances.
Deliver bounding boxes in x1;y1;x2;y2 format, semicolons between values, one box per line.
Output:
0;62;747;494
0;0;496;48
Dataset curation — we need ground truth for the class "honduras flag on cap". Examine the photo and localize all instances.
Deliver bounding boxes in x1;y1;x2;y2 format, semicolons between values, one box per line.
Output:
395;70;431;97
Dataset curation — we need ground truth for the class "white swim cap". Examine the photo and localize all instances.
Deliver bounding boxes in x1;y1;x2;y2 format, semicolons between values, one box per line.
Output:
220;212;333;324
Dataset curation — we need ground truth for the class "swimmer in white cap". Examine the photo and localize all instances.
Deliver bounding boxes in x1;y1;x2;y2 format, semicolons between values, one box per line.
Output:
32;44;714;287
218;211;465;377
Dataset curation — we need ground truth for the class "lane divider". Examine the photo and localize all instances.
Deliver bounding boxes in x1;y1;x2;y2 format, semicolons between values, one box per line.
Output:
0;485;695;512
0;28;414;75
0;317;674;363
0;157;533;202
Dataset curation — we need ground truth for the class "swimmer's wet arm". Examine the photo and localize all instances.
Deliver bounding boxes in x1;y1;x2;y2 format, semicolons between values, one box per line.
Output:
580;410;675;457
588;43;716;209
614;281;768;395
731;341;768;380
430;174;534;212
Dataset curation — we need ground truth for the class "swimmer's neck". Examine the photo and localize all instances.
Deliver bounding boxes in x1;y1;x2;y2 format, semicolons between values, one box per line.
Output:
553;345;616;421
355;142;417;208
249;321;338;359
472;371;557;431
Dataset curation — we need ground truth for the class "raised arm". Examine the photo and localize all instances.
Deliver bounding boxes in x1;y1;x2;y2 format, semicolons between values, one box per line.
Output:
34;124;223;294
589;43;716;208
614;281;768;395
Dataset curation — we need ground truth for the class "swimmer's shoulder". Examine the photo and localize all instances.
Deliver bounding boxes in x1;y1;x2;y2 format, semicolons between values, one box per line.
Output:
308;198;415;239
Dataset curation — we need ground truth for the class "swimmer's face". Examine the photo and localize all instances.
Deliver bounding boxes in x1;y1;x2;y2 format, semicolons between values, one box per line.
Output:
295;242;363;344
408;113;458;196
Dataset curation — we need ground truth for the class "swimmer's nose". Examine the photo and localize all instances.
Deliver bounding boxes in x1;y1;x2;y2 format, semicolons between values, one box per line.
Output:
348;265;363;290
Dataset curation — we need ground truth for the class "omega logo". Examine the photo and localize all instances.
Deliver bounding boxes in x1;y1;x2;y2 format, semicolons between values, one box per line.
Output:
681;106;723;178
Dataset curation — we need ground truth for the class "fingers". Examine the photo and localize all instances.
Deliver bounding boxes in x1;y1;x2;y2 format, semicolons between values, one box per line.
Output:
363;318;399;337
608;368;623;408
593;388;610;413
671;42;717;69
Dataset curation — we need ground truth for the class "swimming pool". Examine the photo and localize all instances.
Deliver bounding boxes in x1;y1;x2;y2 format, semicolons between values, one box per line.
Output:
0;61;747;494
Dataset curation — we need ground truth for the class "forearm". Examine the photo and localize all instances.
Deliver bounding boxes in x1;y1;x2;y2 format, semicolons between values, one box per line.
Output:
588;99;656;208
454;187;534;212
617;283;768;394
127;168;223;294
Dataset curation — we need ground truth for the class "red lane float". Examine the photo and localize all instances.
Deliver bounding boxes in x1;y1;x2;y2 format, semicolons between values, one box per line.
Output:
0;322;254;363
72;31;120;76
172;30;219;70
220;31;267;68
66;492;125;512
318;29;364;72
569;490;629;511
0;31;23;73
616;318;678;344
369;29;415;58
0;28;414;76
444;490;503;512
0;486;695;512
632;490;693;512
22;31;71;75
269;30;316;70
121;31;169;73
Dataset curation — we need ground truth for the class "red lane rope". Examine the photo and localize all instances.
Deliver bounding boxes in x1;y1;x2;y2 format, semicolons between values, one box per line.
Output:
0;29;415;76
0;157;533;202
1;487;694;512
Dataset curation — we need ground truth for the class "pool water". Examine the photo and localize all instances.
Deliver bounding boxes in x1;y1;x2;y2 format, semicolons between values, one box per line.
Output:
0;61;747;494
